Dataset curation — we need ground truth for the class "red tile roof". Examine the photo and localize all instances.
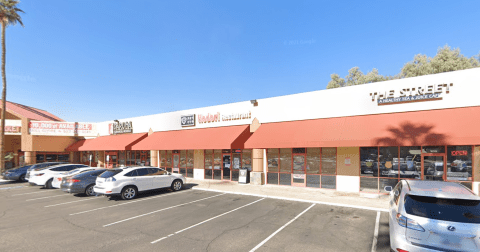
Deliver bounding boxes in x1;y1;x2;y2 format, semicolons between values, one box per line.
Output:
1;100;63;121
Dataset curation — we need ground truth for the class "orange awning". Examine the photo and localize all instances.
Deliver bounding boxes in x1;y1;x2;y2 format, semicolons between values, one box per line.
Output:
66;133;148;151
245;106;480;148
131;125;251;150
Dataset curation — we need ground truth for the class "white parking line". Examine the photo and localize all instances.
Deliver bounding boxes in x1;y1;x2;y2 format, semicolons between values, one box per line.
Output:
151;198;265;244
44;197;103;208
26;194;70;201
104;193;226;227
13;191;50;196
249;203;315;252
0;186;25;190
69;190;190;216
371;211;381;252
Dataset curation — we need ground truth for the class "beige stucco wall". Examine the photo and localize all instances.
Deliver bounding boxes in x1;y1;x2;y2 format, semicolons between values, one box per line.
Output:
194;149;205;169
336;147;360;176
150;150;158;167
252;149;263;172
97;151;105;167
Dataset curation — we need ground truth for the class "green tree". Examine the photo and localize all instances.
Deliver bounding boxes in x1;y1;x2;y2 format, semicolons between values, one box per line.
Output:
327;45;480;89
0;0;23;174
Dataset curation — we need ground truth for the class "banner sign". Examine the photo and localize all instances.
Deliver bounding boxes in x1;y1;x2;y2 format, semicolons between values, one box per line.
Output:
29;121;97;136
181;114;195;127
2;119;21;135
112;121;133;134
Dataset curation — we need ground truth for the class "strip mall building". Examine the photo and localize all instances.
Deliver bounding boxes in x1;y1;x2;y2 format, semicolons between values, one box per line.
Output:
8;68;480;195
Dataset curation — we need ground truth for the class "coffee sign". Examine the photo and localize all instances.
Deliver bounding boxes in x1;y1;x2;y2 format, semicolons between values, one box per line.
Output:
113;121;133;134
370;83;453;105
181;114;195;127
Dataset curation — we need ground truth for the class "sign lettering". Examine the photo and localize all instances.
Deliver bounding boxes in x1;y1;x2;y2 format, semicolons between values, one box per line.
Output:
370;83;453;105
112;121;133;134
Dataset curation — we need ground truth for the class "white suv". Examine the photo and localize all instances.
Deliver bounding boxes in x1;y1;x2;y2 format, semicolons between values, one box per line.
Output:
94;166;186;200
386;180;480;252
29;164;89;189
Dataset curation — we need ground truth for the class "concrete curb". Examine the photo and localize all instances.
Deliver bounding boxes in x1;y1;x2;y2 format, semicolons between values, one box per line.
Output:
192;187;389;213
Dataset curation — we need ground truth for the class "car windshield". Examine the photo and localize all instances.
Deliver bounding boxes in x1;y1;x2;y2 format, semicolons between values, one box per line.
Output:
98;169;123;178
405;195;480;224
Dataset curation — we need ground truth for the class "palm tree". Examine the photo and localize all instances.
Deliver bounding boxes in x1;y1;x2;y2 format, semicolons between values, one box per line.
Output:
0;0;23;174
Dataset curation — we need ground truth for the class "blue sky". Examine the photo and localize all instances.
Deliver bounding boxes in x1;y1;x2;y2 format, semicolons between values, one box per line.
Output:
6;0;480;122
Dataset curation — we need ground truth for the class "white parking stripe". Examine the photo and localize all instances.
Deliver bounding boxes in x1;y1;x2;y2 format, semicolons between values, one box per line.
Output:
249;203;315;252
104;193;226;227
151;198;265;244
13;191;50;196
0;186;25;190
44;197;102;208
371;211;381;252
26;194;70;201
69;190;190;216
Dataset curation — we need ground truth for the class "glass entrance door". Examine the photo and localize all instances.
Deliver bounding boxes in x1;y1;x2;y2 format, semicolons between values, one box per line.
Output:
423;156;445;181
173;154;180;173
105;151;118;168
223;154;231;180
232;153;241;182
292;154;306;186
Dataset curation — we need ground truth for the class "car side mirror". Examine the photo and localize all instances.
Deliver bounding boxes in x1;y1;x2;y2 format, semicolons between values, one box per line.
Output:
384;186;393;192
394;190;399;196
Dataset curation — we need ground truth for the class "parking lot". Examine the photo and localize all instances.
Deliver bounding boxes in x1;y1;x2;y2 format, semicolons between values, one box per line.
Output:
0;181;391;252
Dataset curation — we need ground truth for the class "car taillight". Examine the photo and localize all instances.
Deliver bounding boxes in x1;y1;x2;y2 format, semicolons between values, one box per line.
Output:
105;177;116;182
66;179;80;183
396;249;409;252
396;213;425;232
57;178;62;181
36;173;44;176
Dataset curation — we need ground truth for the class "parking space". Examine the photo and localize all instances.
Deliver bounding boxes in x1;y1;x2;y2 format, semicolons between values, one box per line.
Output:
0;181;391;252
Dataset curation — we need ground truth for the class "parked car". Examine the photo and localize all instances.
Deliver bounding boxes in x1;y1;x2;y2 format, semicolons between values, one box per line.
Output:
94;166;186;200
25;162;68;181
61;169;106;196
29;164;89;189
51;167;96;189
1;165;33;182
385;180;480;252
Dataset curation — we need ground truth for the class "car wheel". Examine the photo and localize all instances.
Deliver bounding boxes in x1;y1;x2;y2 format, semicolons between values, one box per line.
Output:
45;178;53;189
171;180;183;191
19;175;26;182
85;184;96;196
121;186;137;200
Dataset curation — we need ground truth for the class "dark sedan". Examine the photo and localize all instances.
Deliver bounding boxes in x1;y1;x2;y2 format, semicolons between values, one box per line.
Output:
61;169;106;196
1;165;33;182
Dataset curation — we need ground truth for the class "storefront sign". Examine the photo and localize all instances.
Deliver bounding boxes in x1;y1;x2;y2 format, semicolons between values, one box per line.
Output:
345;157;351;166
370;83;453;105
198;111;251;124
112;121;133;134
451;150;468;156
181;114;195;127
1;119;21;135
29;121;97;136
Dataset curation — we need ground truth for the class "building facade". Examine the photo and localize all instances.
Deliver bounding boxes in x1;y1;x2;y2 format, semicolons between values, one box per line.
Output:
14;68;480;195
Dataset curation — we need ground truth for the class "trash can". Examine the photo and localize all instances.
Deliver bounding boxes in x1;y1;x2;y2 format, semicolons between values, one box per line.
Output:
239;168;250;184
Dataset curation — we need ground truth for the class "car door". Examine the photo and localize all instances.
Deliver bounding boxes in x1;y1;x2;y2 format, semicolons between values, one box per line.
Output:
133;168;152;191
148;168;170;188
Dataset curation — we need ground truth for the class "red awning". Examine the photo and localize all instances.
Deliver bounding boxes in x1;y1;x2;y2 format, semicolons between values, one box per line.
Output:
65;133;148;151
131;125;251;150
245;106;480;148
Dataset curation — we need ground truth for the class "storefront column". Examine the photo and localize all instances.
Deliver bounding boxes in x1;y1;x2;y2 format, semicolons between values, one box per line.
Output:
97;151;105;168
251;149;265;185
150;150;158;167
69;152;75;163
24;151;36;165
193;150;204;180
473;146;480;195
336;147;360;193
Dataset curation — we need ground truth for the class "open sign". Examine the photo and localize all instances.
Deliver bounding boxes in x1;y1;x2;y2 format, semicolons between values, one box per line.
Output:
451;150;468;156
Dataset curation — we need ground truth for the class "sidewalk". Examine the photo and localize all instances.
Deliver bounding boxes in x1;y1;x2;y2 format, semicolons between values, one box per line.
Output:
186;179;389;212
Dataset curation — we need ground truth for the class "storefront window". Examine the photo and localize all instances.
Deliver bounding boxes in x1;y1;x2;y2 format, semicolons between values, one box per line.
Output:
46;154;57;162
135;151;141;165
400;147;421;179
58;154;69;162
180;150;186;168
306;148;320;174
187;150;194;169
321;148;336;175
242;149;252;171
279;148;292;173
360;147;378;177
213;150;221;170
267;148;279;173
422;146;445;154
166;150;172;168
379;147;398;178
119;151;125;166
131;151;135;165
205;150;213;169
126;151;131;165
446;146;472;181
160;150;166;167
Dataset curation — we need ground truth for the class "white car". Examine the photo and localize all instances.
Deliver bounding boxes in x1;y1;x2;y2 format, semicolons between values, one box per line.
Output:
29;164;89;189
51;167;95;189
385;180;480;252
94;166;186;200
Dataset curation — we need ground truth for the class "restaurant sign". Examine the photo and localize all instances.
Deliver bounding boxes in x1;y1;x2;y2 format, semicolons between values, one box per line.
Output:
112;121;133;134
198;111;251;125
29;121;97;136
370;83;453;105
181;114;195;127
1;119;21;135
